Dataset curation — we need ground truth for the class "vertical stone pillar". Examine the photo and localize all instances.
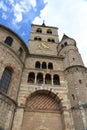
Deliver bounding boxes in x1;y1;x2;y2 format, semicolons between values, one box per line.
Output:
35;73;37;84
12;107;24;130
51;75;53;86
63;110;75;130
43;74;45;84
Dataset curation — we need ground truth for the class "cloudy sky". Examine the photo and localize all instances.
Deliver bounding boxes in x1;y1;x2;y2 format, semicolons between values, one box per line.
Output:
0;0;87;66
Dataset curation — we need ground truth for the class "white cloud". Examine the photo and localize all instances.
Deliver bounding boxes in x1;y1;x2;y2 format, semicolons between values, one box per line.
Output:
33;0;87;67
2;13;8;20
8;0;14;5
0;1;7;11
29;0;36;8
4;0;36;24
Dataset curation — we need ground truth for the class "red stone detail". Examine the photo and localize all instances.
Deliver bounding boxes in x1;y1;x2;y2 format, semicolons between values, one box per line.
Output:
25;90;63;112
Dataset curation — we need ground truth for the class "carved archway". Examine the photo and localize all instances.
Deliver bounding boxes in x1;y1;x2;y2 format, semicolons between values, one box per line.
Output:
22;90;64;130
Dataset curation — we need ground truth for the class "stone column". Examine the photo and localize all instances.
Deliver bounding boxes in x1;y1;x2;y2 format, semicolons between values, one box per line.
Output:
35;73;37;84
63;109;75;130
12;107;24;130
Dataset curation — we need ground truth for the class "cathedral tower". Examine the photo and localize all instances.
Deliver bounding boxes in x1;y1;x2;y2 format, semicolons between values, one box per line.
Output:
0;22;87;130
12;23;73;130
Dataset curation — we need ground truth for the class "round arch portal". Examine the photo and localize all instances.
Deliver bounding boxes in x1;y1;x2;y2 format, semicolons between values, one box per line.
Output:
22;90;64;130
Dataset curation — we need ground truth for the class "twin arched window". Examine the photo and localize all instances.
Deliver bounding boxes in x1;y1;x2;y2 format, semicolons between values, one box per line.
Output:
34;37;42;41
0;67;13;93
48;38;55;43
36;28;52;34
4;36;13;46
35;61;53;70
61;42;68;48
47;29;52;34
28;72;60;85
36;28;42;33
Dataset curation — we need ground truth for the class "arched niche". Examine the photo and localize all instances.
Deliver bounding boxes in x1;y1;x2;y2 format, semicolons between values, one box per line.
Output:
22;90;64;130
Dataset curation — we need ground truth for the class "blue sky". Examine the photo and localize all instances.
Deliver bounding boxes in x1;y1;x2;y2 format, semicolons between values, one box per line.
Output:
0;0;46;43
0;0;87;66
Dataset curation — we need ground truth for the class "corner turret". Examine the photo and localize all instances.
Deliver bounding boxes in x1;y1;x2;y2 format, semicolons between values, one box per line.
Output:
57;34;84;69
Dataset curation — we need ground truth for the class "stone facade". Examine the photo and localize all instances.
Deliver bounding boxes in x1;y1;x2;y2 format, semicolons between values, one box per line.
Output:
0;23;87;130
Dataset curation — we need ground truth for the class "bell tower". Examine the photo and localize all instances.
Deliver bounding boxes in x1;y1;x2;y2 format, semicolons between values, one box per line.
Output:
28;22;59;56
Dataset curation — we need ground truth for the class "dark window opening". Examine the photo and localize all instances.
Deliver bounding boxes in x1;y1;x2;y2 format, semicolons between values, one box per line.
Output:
72;94;75;100
35;61;40;69
39;37;41;41
0;67;12;93
42;62;47;69
64;42;67;46
48;39;51;42
52;39;55;42
4;36;13;46
37;73;43;84
17;47;23;56
48;38;55;43
36;28;42;33
61;44;64;48
28;72;35;83
79;80;82;84
47;29;52;34
53;74;60;85
34;37;37;40
73;58;75;61
48;62;53;69
45;74;51;84
34;37;42;41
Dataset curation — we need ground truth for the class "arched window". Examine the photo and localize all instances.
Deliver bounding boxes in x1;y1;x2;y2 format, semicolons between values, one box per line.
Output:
37;73;43;84
53;74;60;85
38;37;41;41
48;62;53;69
45;74;51;84
52;39;55;42
34;37;37;40
42;62;47;69
0;67;13;93
28;72;35;83
34;37;42;41
48;39;51;42
4;36;13;46
47;29;52;34
35;61;40;69
36;28;42;33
